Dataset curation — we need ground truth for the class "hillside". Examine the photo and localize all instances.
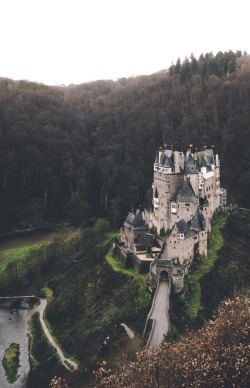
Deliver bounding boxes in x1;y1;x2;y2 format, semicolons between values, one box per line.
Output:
0;50;250;233
95;293;250;387
94;209;250;388
27;209;249;387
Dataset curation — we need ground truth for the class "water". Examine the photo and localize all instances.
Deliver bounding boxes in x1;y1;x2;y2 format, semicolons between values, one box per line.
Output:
0;309;30;388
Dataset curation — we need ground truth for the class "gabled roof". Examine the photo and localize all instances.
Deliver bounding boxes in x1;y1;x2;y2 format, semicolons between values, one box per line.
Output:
171;179;197;203
176;219;196;238
190;208;206;231
199;195;209;207
124;209;147;229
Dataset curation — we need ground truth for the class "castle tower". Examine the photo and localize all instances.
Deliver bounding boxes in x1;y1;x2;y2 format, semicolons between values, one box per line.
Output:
150;148;183;233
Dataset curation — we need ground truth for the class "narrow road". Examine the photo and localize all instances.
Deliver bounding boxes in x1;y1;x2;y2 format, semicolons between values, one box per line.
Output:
147;280;170;351
27;299;78;371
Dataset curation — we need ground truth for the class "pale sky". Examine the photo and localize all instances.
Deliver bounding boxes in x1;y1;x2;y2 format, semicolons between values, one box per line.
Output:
1;0;249;86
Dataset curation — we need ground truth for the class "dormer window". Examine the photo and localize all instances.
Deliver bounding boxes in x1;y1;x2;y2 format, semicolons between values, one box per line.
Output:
178;233;184;240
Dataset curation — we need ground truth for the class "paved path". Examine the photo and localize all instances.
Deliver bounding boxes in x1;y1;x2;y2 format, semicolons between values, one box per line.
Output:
27;299;78;371
147;280;170;351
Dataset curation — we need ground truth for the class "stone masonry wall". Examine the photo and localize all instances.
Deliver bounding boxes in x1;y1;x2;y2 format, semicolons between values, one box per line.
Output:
166;225;195;265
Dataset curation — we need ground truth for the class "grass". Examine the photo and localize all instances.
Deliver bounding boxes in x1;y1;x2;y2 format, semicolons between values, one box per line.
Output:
186;211;229;320
2;343;20;384
28;312;57;365
0;228;80;273
105;247;150;307
27;313;67;388
0;234;55;273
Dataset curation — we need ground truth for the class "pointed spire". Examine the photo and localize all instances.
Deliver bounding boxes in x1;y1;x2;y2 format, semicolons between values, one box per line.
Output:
185;153;198;174
190;208;205;231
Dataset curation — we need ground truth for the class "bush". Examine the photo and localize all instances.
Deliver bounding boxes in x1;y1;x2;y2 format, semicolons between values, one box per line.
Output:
95;294;250;387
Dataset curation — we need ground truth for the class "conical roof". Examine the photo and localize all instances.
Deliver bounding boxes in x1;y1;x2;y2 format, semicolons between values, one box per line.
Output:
124;209;147;229
190;208;205;231
185;154;198;174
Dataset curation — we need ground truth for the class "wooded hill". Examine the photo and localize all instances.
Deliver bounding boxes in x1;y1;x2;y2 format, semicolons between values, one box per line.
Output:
0;50;249;232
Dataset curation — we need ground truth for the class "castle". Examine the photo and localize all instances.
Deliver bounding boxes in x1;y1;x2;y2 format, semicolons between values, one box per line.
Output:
117;145;226;292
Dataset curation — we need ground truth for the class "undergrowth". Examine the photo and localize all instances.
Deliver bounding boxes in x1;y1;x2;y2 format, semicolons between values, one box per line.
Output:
186;210;229;320
105;247;150;308
2;343;20;384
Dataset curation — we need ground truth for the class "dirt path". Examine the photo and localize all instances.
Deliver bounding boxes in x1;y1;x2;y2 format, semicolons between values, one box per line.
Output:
27;299;78;371
147;280;170;351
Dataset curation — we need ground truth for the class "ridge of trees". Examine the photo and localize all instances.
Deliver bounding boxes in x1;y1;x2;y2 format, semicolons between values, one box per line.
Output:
0;50;250;232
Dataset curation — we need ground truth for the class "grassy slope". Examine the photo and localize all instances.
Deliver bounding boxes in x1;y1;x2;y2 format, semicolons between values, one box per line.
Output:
45;245;151;386
28;312;66;388
0;229;80;273
186;211;229;320
200;208;250;317
3;211;249;386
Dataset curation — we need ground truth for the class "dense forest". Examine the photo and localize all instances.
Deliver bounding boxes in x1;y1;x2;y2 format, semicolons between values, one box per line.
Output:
0;50;250;232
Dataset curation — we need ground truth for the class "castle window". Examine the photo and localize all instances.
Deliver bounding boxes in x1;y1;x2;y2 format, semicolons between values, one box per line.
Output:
171;202;177;214
185;203;190;206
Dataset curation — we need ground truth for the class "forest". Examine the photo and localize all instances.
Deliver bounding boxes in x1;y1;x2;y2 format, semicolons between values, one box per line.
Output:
0;50;250;233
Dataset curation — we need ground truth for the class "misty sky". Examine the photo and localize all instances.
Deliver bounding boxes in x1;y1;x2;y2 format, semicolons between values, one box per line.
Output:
1;0;249;86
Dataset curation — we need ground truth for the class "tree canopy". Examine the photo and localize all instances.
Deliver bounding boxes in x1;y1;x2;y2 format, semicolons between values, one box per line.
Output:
0;50;249;232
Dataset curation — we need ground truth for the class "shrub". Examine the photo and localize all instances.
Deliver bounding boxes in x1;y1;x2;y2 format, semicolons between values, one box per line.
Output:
95;294;250;387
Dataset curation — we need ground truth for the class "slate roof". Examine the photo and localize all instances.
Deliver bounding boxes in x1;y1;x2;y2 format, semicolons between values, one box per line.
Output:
197;149;215;169
185;153;198;174
171;179;197;203
163;156;172;168
156;259;173;267
190;208;206;231
199;195;209;207
124;209;148;229
160;150;173;166
176;219;196;239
